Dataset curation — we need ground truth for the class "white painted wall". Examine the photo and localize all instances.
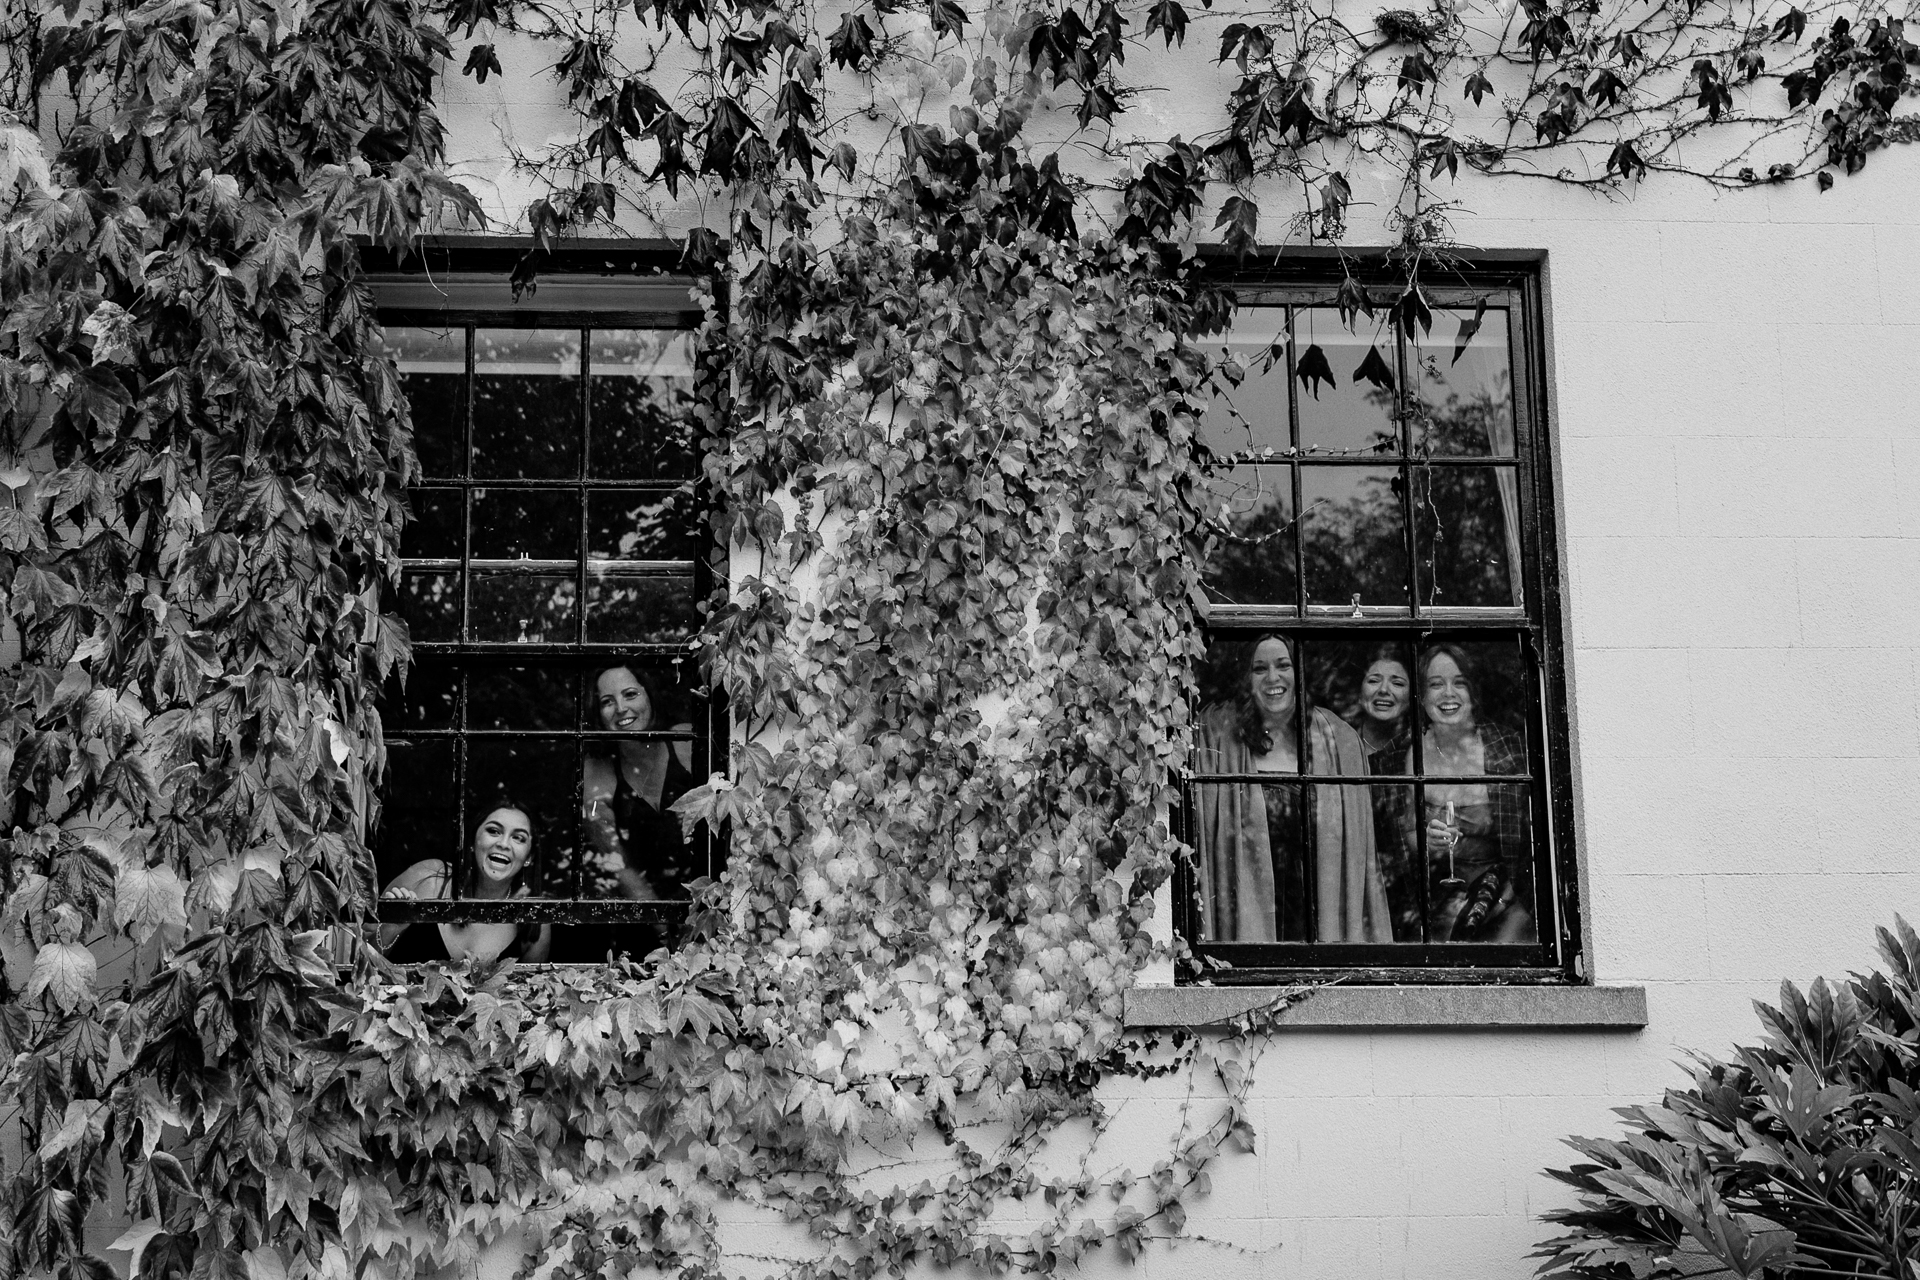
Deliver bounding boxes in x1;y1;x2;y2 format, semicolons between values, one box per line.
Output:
424;29;1920;1278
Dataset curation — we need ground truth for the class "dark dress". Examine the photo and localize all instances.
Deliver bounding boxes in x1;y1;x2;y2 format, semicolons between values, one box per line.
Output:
387;923;453;963
551;749;705;963
1260;783;1312;942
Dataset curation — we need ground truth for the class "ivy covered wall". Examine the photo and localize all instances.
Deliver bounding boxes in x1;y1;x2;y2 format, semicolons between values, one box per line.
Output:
3;0;1919;1278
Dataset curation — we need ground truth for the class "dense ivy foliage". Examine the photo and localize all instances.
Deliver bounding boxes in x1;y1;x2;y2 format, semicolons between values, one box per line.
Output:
1;0;1916;1278
1536;919;1920;1279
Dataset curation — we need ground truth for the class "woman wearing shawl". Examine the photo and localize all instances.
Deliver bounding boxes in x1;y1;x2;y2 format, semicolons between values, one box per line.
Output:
1193;634;1394;943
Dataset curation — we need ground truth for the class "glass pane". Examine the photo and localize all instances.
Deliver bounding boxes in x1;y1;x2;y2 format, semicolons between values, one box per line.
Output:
580;661;705;735
472;488;579;560
404;488;462;560
1197;307;1289;457
1301;465;1408;610
1413;466;1522;610
467;667;578;730
1372;781;1536;943
1408;638;1531;777
1294;310;1398;457
1414;307;1513;457
381;326;465;479
1301;637;1416;762
470;573;577;643
376;739;458;885
1193;465;1295;607
1192;632;1302;767
588;488;701;562
590;329;700;480
383;664;459;732
585;573;698;643
464;739;581;897
472;328;580;478
399;570;460;641
1186;778;1390;943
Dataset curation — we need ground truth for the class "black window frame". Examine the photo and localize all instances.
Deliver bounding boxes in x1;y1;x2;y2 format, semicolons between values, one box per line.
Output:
361;237;725;943
1175;250;1584;986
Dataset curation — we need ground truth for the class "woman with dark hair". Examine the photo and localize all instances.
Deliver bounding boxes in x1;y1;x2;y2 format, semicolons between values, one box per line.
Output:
582;665;701;902
1192;634;1393;943
379;803;553;963
1375;643;1534;942
1347;643;1413;758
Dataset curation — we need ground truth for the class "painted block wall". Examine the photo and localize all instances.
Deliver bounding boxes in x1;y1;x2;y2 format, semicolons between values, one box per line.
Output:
417;34;1920;1279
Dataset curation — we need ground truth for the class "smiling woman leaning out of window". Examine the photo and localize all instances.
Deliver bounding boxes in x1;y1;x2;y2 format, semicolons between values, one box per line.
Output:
379;804;554;962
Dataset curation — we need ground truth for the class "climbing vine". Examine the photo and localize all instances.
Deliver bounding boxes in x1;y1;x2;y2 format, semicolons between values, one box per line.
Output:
0;0;1916;1279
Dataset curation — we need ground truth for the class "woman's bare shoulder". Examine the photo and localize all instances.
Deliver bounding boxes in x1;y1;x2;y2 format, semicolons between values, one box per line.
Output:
386;859;452;896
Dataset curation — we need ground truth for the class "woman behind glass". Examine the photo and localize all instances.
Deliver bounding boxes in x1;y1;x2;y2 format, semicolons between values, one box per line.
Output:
1377;644;1534;942
582;666;701;901
379;804;553;963
1347;644;1413;758
1192;634;1393;943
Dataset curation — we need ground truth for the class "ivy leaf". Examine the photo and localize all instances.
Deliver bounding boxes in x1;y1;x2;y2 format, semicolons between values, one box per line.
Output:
1213;194;1258;260
1606;138;1648;181
1335;275;1373;328
928;0;966;37
107;1220;167;1280
1295;343;1336;399
828;13;874;70
1463;68;1493;104
461;44;501;83
1076;84;1119;129
1145;0;1187;47
1453;298;1488;364
115;863;188;943
1391;282;1432;338
1353;344;1395;392
446;0;499;37
27;941;97;1012
1772;6;1806;41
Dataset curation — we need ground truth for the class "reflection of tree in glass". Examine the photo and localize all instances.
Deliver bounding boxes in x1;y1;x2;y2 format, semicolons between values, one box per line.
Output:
1300;469;1407;606
471;577;578;642
1414;375;1518;609
593;374;700;478
473;330;581;479
1201;486;1297;605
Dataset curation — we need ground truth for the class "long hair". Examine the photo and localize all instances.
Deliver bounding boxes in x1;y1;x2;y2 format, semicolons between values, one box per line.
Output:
589;664;657;752
1230;632;1308;759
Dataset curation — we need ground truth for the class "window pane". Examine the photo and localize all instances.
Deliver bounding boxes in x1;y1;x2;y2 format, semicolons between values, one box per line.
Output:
469;573;577;643
1413;466;1523;610
1414;308;1513;458
472;328;580;478
377;739;458;884
1198;308;1289;457
406;488;462;559
590;329;699;480
1372;781;1537;943
1301;465;1408;610
381;325;465;478
399;570;460;641
585;573;698;643
467;667;578;731
473;488;579;560
587;488;701;562
384;664;459;731
1194;465;1295;607
1294;311;1399;456
1185;779;1391;943
465;739;581;897
1300;637;1416;761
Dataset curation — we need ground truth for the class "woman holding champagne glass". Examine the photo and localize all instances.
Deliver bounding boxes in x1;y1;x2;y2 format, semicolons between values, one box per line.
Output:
1376;644;1535;943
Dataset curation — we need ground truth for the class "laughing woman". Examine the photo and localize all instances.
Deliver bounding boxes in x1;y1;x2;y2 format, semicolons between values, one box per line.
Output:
582;666;701;902
379;804;552;963
1375;644;1535;943
1192;634;1394;943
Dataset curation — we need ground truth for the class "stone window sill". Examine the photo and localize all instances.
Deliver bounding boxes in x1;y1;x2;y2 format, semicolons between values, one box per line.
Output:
1122;984;1648;1029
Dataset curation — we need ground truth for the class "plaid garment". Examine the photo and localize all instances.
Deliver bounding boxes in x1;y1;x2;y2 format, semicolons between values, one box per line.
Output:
1367;723;1532;940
